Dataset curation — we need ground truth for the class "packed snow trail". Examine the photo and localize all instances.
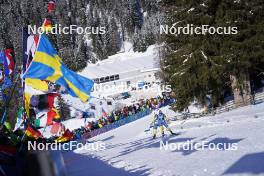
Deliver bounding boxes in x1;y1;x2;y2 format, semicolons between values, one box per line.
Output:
63;103;264;176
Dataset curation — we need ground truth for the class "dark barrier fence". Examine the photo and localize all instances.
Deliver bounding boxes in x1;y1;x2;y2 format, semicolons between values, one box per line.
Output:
82;109;151;139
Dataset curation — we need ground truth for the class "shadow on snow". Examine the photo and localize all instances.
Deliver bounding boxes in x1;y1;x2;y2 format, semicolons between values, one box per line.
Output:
223;152;264;175
63;151;151;176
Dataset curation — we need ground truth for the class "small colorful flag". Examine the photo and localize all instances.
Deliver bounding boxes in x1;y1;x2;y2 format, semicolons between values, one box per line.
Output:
102;108;107;118
42;18;52;32
24;93;32;117
25;125;43;139
55;129;73;143
47;108;60;125
4;49;15;75
0;49;15;76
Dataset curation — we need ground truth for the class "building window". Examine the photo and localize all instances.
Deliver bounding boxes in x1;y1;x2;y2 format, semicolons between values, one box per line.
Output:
99;77;105;83
95;74;120;84
105;76;110;82
110;75;115;81
114;74;119;80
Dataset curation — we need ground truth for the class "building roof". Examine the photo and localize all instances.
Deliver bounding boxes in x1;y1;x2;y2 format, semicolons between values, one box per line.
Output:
80;45;160;79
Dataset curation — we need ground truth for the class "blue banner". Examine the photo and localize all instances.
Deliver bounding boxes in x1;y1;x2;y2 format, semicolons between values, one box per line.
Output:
83;109;151;139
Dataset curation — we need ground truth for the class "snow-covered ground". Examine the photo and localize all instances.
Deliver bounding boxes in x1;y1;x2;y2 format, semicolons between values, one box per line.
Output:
63;103;264;176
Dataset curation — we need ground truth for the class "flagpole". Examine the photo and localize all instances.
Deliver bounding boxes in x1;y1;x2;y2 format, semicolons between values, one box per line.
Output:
18;129;27;152
21;32;42;128
18;28;35;150
22;28;35;118
22;28;28;123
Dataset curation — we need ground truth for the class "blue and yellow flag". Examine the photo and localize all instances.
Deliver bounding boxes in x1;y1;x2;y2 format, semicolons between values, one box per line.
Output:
23;35;94;102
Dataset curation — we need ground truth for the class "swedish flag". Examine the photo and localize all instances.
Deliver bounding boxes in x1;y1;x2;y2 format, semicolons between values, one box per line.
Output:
23;35;94;102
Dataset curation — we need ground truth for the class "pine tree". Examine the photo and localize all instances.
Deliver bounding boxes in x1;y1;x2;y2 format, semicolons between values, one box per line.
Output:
160;0;228;111
215;0;264;106
133;10;163;52
160;0;264;111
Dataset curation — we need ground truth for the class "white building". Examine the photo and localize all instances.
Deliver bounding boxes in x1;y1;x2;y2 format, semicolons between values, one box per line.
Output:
80;45;161;98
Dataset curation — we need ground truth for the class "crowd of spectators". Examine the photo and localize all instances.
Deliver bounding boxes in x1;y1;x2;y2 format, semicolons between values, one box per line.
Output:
71;94;175;139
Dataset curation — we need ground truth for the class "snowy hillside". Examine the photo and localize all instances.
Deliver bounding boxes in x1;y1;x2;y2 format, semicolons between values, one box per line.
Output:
63;103;264;176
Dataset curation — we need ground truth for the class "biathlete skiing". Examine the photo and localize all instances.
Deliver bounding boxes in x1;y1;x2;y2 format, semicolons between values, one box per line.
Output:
151;109;177;139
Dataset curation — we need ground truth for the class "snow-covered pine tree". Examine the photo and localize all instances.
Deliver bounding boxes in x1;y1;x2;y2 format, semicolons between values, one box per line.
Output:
130;0;144;30
133;1;162;52
160;0;229;111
